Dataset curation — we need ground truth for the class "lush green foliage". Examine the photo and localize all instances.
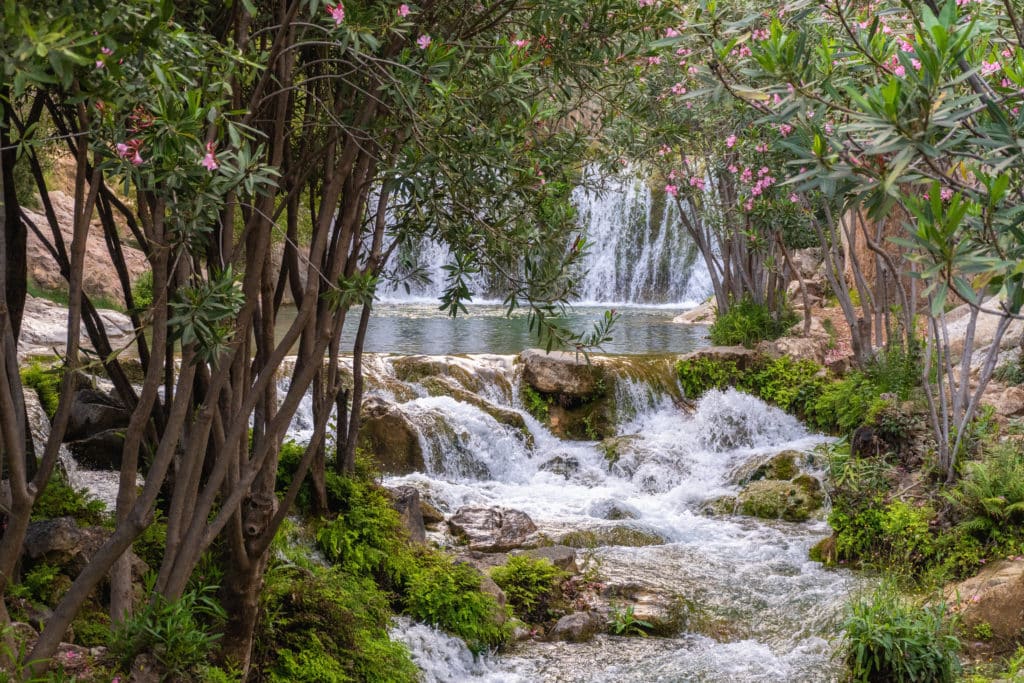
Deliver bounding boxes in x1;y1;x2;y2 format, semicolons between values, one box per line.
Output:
949;445;1024;545
490;556;566;623
520;385;551;422
843;584;960;683
19;362;62;419
708;298;797;348
675;354;823;415
403;554;511;653
608;604;654;637
109;584;226;679
31;472;107;526
257;562;417;683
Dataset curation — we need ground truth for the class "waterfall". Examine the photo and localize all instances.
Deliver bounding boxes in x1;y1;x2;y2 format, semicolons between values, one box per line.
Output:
380;167;712;306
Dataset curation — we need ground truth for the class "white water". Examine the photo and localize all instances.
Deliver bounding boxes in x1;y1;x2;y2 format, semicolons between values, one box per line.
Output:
284;354;858;682
381;169;712;306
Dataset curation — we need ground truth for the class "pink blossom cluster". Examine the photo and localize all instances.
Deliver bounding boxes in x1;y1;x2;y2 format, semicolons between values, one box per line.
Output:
115;139;144;165
326;2;344;25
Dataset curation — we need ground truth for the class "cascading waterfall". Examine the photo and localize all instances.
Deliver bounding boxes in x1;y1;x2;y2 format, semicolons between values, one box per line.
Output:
282;353;861;682
380;167;712;306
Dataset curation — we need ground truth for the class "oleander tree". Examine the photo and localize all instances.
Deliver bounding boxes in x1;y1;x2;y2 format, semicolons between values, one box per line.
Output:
675;0;1024;477
0;0;669;673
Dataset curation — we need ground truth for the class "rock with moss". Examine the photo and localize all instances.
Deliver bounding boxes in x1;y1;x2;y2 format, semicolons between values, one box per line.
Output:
730;450;802;486
357;397;424;475
700;495;738;516
944;558;1024;656
554;524;667;548
550;611;606;642
417;376;533;446
737;477;823;523
449;506;538;552
520;349;605;398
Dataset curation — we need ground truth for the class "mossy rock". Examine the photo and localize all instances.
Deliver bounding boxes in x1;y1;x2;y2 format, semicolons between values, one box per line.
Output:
357;398;424;475
737;479;823;523
699;495;738;516
555;525;666;548
549;397;616;441
809;535;838;565
391;356;481;392
730;450;802;486
418;376;533;447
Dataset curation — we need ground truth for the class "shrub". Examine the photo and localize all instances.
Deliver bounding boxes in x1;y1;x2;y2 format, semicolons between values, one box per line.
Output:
257;562;417;683
521;385;550;422
949;445;1024;543
805;372;878;433
675;354;824;415
490;555;566;623
109;583;226;679
131;270;154;312
842;583;960;683
32;472;107;526
403;554;510;653
708;297;797;348
20;361;63;419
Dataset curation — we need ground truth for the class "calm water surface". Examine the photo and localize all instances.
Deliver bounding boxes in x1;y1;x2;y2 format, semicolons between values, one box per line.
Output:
279;302;708;355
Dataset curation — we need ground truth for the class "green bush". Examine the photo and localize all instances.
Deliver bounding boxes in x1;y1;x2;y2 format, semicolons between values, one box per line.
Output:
131;270;154;312
842;584;960;683
490;555;566;623
708;297;797;348
20;361;63;419
950;445;1024;543
521;385;550;422
109;583;226;679
403;554;511;653
32;472;107;526
7;563;67;606
675;354;824;415
257;561;416;683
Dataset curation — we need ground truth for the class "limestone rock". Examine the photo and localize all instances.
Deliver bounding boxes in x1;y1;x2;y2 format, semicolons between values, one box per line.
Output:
449;506;538;552
699;495;738;516
479;575;509;625
587;498;641;521
678;346;760;370
737;478;823;523
19;295;134;356
991;386;1024;418
129;653;161;683
512;545;578;573
549;611;606;642
66;428;126;470
520;349;604;399
554;525;667;548
357;397;424;475
66;388;131;441
23;517;106;572
672;300;715;325
756;335;829;365
54;643;91;676
730;450;801;486
387;485;426;544
945;558;1024;655
419;499;445;526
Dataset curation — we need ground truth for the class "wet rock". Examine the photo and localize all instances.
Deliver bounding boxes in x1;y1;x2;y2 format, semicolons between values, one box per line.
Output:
555;525;666;548
66;428;125;469
387;485;426;544
737;478;823;523
520;349;606;399
513;545;578;572
357;397;424;475
548;400;616;441
587;498;640;521
945;558;1024;656
539;455;581;478
420;499;445;527
598;435;640;468
391;355;482;392
449;506;538;552
699;495;738;516
417;375;532;446
730;450;801;486
479;575;509;625
66;388;131;441
549;611;606;642
602;585;689;636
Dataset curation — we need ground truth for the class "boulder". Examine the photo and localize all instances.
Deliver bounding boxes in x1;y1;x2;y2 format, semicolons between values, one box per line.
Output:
387;485;426;544
756;335;829;365
554;525;667;548
19;295;135;356
677;346;760;370
357;397;424;475
672;300;716;325
420;499;445;526
479;575;509;625
512;545;578;573
737;478;823;523
520;349;605;399
729;450;801;486
990;386;1024;418
549;611;606;643
539;455;581;478
23;517;106;573
587;498;640;521
699;495;738;516
66;388;131;441
129;652;161;683
66;428;125;470
55;643;92;676
602;584;689;636
945;558;1024;655
449;506;538;552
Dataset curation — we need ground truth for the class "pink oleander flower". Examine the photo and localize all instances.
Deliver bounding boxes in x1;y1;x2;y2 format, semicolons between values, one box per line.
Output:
664;184;678;197
326;3;345;25
417;34;431;49
647;56;661;65
752;28;769;41
940;187;953;201
664;27;679;38
116;138;144;165
513;38;528;48
670;82;686;95
201;142;219;171
398;3;410;17
726;134;737;148
689;176;705;190
982;60;1000;76
789;193;800;203
727;164;738;174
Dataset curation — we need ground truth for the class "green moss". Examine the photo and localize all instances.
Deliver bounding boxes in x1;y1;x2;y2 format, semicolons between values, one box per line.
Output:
32;471;108;526
71;607;111;647
738;479;822;523
20;360;63;419
709;297;798;348
521;384;550;422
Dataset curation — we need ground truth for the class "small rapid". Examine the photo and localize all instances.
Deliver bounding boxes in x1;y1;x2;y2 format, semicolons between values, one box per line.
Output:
284;353;859;682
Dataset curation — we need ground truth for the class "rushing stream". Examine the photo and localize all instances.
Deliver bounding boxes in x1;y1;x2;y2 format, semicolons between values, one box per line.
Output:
284;354;861;683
